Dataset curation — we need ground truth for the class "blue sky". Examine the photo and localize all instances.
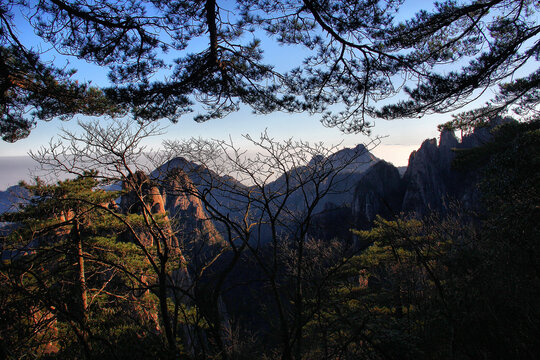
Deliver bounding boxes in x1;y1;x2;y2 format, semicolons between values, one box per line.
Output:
0;0;509;189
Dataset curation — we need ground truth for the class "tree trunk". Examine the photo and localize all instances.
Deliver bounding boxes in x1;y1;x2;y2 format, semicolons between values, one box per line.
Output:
158;270;178;358
73;219;92;359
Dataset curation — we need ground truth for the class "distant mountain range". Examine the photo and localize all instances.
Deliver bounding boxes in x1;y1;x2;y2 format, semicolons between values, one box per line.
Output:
119;123;496;246
0;185;29;215
0;121;502;243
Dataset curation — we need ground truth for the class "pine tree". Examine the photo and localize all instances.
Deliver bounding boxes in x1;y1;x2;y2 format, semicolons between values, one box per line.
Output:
2;0;539;140
0;174;163;358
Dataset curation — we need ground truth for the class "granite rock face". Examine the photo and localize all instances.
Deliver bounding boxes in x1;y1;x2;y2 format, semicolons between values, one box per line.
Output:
120;170;174;248
160;167;223;247
272;143;378;215
353;160;405;229
401;130;460;216
120;169;222;250
120;171;165;216
399;123;505;217
0;185;30;215
351;121;507;226
152;157;249;226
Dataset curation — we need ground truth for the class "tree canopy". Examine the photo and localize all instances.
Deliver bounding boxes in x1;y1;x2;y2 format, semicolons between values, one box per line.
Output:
1;0;539;141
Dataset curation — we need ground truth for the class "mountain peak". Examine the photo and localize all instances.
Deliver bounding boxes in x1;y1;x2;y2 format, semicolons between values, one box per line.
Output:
308;144;378;173
439;129;459;149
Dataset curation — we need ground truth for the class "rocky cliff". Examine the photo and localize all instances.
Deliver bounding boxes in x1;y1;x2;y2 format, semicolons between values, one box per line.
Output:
0;185;29;215
160;167;223;248
149;146;378;245
120;169;223;252
401;129;461;216
352;120;507;227
353;160;405;228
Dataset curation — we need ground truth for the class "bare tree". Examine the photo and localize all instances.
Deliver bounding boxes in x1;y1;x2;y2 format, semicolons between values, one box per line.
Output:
29;119;189;357
28;119;256;359
159;132;380;359
27;119;379;359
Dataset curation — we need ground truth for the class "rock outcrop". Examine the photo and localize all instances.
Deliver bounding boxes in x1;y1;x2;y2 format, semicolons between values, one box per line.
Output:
120;171;173;248
399;123;503;216
353;160;405;229
120;171;166;216
352;119;510;228
161;167;223;248
120;169;223;251
0;185;29;215
401;130;460;216
272;143;378;214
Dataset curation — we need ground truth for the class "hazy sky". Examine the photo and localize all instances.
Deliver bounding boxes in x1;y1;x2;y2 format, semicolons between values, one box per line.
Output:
0;156;40;190
0;0;510;189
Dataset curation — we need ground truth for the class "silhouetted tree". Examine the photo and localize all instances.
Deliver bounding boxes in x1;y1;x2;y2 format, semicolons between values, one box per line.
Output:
162;131;377;359
0;43;118;142
1;0;539;140
308;119;540;360
451;119;540;358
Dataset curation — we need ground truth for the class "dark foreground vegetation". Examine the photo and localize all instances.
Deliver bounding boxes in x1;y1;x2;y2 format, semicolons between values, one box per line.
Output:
0;119;538;359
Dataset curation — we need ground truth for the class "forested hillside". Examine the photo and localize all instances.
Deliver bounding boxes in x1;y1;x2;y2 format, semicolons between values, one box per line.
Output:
1;119;538;359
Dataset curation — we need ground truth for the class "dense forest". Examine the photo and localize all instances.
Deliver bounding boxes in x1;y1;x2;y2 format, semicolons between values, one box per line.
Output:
0;118;538;359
